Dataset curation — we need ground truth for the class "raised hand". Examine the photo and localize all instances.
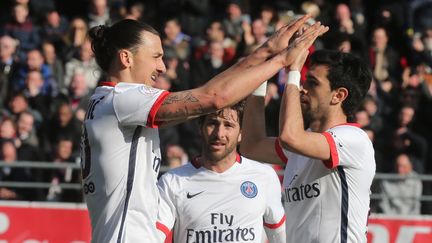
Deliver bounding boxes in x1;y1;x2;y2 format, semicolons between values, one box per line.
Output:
281;22;329;67
263;14;312;55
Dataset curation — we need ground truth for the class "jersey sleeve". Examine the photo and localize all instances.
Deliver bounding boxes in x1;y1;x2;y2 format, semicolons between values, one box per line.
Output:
157;173;177;241
113;85;169;128
321;126;374;169
263;166;286;242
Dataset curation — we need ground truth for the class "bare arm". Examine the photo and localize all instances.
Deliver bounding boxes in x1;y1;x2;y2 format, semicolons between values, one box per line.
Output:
155;19;328;124
278;50;330;161
240;95;283;165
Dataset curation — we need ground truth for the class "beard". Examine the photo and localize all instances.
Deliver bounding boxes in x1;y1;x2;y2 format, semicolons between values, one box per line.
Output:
202;140;238;162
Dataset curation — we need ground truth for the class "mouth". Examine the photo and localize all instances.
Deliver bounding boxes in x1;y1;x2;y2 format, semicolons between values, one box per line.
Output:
151;73;158;82
210;141;226;150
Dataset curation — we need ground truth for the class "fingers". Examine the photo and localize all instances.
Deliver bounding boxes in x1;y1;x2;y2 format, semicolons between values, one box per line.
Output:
287;14;311;32
293;22;329;48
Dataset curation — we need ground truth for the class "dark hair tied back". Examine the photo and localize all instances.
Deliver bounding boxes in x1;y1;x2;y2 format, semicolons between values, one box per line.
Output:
88;19;160;73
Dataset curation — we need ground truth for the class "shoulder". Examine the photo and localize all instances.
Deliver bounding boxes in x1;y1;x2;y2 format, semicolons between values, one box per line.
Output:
327;124;371;146
160;163;197;181
241;156;278;176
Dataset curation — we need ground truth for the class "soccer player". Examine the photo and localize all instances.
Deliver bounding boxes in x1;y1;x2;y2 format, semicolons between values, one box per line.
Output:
240;49;376;242
81;18;327;242
157;101;285;243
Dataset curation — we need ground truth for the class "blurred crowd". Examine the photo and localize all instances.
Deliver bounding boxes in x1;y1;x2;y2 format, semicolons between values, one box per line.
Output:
0;0;431;214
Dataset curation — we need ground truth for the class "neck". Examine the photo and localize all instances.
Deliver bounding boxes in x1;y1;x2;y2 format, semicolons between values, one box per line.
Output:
318;108;348;132
201;151;238;173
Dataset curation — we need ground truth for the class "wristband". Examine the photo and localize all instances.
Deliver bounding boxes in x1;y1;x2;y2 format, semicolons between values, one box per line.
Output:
252;81;268;96
286;70;301;89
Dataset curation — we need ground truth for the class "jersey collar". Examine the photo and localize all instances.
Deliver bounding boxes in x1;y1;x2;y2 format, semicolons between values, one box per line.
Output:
98;81;117;87
191;153;242;169
331;122;361;128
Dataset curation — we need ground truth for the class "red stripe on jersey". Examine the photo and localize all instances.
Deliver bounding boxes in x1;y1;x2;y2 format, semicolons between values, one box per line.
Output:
274;139;288;164
98;81;117;87
236;153;242;163
330;122;361;128
146;91;170;128
321;132;340;169
156;222;172;242
264;215;286;229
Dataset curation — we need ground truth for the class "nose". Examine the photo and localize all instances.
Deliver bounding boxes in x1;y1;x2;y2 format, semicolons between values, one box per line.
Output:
211;124;226;139
158;59;166;73
300;86;307;95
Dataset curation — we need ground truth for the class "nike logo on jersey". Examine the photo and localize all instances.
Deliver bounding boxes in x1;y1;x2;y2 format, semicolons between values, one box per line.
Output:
187;191;204;199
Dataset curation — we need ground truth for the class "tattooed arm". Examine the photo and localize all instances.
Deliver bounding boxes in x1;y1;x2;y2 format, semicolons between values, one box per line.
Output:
155;21;328;124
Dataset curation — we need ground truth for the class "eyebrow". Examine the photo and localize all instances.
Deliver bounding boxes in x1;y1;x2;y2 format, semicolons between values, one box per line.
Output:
153;52;163;57
306;74;320;82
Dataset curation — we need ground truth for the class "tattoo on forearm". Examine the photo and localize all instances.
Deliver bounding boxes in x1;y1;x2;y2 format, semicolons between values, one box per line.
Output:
162;92;199;105
158;104;208;120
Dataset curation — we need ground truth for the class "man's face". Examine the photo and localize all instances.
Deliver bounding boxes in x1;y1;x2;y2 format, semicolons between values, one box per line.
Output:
300;64;333;122
201;108;241;162
26;50;44;70
130;32;166;86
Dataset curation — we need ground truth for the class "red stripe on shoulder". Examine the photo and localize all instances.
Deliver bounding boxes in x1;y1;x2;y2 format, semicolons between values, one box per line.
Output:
146;91;170;128
264;215;286;229
321;132;339;168
274;139;288;165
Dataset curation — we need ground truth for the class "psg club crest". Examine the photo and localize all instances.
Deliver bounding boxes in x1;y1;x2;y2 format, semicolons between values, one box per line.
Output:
240;181;258;198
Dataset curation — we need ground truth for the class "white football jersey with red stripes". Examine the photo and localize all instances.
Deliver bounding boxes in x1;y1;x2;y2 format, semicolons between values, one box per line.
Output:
81;82;169;243
276;123;376;243
157;155;286;243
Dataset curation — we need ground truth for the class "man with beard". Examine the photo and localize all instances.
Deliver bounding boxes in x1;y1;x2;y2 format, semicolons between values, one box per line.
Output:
157;101;285;243
240;49;376;243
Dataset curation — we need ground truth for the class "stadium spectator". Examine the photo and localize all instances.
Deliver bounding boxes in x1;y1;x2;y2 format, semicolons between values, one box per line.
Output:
0;139;34;200
61;17;88;62
380;153;422;215
1;3;41;61
15;49;58;97
223;1;251;43
5;93;43;126
87;0;112;28
40;9;69;52
42;41;64;92
16;111;38;148
45;137;81;202
162;18;191;61
40;102;81;160
0;35;19;105
191;41;229;88
64;39;101;90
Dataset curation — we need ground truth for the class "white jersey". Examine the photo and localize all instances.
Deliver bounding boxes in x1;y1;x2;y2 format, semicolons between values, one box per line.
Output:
81;82;169;243
157;155;286;243
275;123;376;243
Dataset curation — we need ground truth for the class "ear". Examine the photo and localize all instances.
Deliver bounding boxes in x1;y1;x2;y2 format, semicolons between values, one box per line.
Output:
119;49;133;68
331;87;348;105
238;131;242;143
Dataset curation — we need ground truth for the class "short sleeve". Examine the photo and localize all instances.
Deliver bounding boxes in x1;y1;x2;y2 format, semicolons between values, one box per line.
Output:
113;84;169;128
157;174;177;238
263;166;286;242
321;126;373;169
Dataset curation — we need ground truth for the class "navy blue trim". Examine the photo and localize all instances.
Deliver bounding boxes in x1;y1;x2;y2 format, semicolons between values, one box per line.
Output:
338;166;349;243
117;126;142;243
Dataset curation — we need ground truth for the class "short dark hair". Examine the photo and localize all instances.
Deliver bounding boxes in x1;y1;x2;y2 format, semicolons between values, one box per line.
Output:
310;50;372;121
88;19;159;73
199;100;246;128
